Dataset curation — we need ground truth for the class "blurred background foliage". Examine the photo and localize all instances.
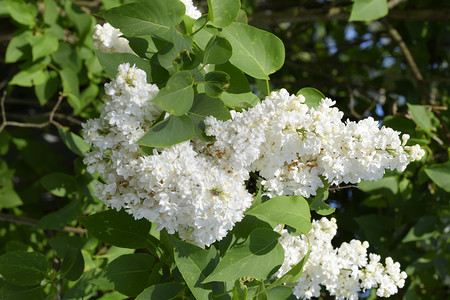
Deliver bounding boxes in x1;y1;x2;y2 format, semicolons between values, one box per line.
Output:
0;0;448;299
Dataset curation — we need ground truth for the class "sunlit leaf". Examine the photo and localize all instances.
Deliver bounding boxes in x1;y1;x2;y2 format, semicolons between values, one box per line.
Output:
152;71;194;115
221;22;285;79
297;87;325;109
203;35;233;65
203;229;284;282
172;237;218;299
424;161;450;192
138;114;194;147
207;0;240;28
98;0;185;41
349;0;388;22
246;195;312;234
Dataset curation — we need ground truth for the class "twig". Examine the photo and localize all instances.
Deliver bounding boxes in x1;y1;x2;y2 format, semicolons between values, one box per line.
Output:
7;113;83;126
0;213;86;235
384;22;424;83
346;81;362;119
0;92;65;132
387;0;407;9
422;105;448;111
0;91;7;132
432;135;444;146
362;98;378;117
329;185;357;192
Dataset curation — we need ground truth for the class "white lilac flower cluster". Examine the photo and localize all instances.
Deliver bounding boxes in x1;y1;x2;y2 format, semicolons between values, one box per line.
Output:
83;62;424;247
274;218;407;299
205;89;425;198
92;23;134;54
83;63;253;247
93;1;201;53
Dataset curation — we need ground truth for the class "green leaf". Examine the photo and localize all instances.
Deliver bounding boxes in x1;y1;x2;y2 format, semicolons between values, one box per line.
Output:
221;92;260;110
424;161;450;192
126;35;160;58
152;71;194;115
43;0;58;25
136;282;184;300
252;281;268;300
0;160;21;210
402;216;440;243
246;195;311;234
0;131;9;155
203;229;284;282
9;63;48;87
172;237;218;299
407;103;435;135
297;87;325;109
92;254;154;297
5;31;32;63
35;70;59;106
266;286;292;299
188;94;231;141
40;172;77;197
221;22;285;79
34;200;83;230
215;62;251;93
61;268;102;300
64;1;94;40
81;209;153;249
204;71;230;97
79;84;100;110
0;283;44;300
270;250;310;288
138;114;194;147
57;127;90;157
232;279;248;299
203;35;233;65
382;115;417;137
358;175;399;197
60;68;80;110
95;52;144;78
355;214;394;246
171;27;193;53
97;0;185;41
189;114;214;142
5;0;37;26
308;183;335;216
0;186;22;209
52;42;82;72
49;236;87;256
179;49;202;70
28;34;59;62
0;251;50;286
189;93;232;121
349;0;388;22
207;0;240;28
193;23;218;49
60;247;85;281
235;9;248;24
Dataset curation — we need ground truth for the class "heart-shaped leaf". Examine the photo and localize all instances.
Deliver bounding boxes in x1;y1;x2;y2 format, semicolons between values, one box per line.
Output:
221;23;285;79
152;71;194;115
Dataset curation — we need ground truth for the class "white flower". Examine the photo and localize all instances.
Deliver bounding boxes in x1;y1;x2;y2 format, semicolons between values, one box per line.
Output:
275;217;407;299
205;89;425;198
179;0;202;19
83;63;252;247
93;23;134;54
